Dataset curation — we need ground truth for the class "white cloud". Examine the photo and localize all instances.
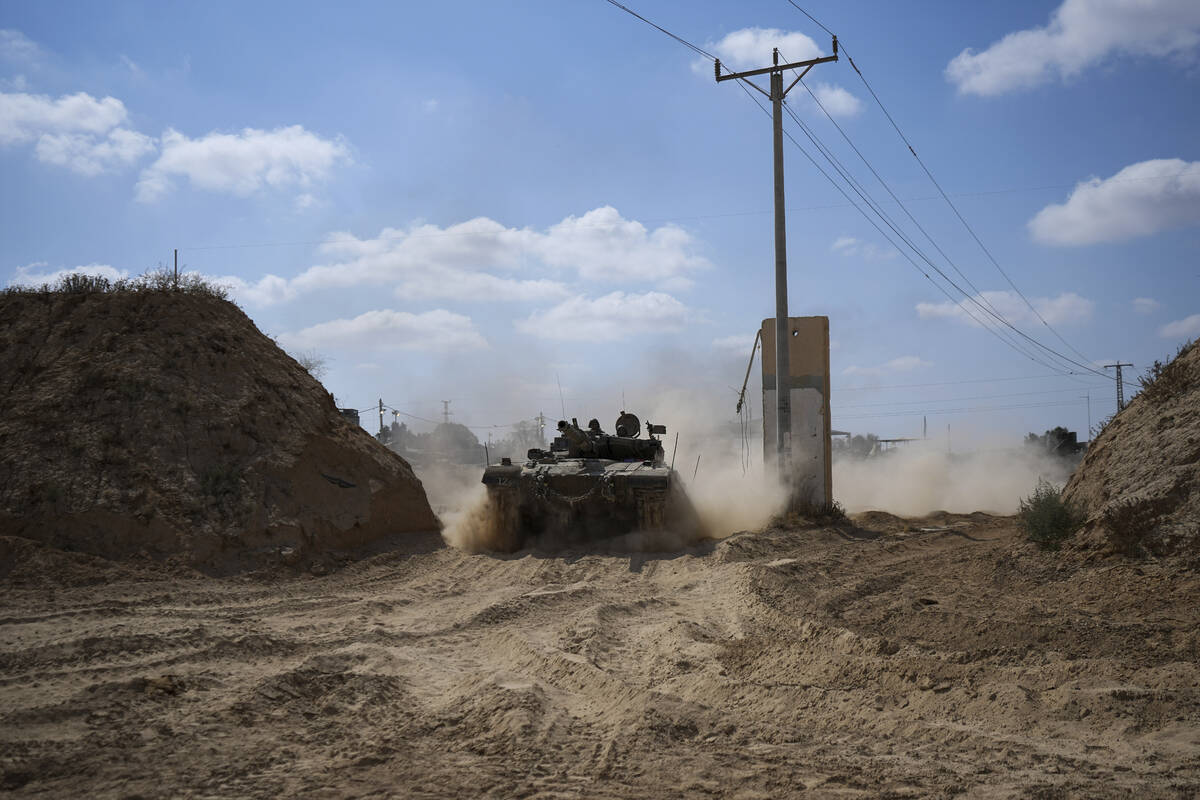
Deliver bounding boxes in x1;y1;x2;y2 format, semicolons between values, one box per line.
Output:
280;309;488;353
8;262;128;287
287;216;562;305
0;30;40;63
946;0;1200;96
394;272;567;303
135;125;350;202
809;82;862;117
233;206;706;307
213;273;297;307
536;206;709;284
1160;314;1200;339
35;127;155;175
708;27;823;70
917;290;1094;327
0;91;129;145
1133;297;1162;314
843;355;932;377
0;90;155;175
830;235;893;261
1028;158;1200;245
516;291;691;342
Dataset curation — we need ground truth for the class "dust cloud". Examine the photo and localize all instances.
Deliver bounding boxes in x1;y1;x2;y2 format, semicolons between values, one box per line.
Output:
833;442;1074;516
643;386;788;537
405;345;1077;550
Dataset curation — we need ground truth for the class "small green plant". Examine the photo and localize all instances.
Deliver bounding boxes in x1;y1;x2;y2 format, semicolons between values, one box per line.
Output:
1018;479;1084;551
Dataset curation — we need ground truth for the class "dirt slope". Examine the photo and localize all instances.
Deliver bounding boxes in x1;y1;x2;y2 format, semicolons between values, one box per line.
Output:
0;287;440;573
1065;340;1199;559
1;513;1196;798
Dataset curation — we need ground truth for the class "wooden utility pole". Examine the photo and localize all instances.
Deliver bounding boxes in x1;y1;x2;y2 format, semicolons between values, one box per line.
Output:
715;40;838;488
173;248;178;287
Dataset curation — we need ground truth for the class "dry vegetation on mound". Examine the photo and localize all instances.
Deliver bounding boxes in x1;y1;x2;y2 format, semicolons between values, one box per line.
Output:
1065;339;1199;561
0;275;439;574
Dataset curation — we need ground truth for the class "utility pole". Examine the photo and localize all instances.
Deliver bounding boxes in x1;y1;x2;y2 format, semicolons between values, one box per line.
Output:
441;400;451;425
1104;363;1133;411
715;39;838;490
173;248;179;288
536;412;546;446
378;398;384;436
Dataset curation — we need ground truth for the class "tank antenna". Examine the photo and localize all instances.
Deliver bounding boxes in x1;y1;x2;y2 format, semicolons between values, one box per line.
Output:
670;432;679;470
556;371;566;418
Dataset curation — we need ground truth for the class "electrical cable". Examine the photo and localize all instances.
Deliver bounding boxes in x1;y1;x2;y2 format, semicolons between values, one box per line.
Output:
833;397;1104;421
769;88;1078;376
834;372;1101;392
835;384;1111;411
780;0;1107;375
770;50;1108;379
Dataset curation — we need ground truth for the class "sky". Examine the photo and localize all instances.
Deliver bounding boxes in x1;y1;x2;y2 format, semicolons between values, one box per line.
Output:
2;0;1198;449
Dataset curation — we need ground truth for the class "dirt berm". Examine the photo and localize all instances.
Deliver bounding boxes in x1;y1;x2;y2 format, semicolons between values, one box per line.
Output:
0;285;440;573
1065;339;1199;561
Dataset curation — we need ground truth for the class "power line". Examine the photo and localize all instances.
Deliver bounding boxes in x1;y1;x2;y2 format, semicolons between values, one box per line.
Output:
780;1;1105;376
769;90;1082;377
602;0;716;60
834;372;1103;392
784;0;834;36
835;384;1111;410
833;397;1102;421
762;40;1110;380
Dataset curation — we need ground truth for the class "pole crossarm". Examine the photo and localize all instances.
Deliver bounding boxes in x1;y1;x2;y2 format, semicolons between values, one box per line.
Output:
715;53;837;84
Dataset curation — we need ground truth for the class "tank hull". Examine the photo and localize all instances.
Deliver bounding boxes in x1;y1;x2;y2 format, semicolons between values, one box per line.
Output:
481;458;704;552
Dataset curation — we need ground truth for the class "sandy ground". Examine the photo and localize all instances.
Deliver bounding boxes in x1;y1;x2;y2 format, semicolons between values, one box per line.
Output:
2;514;1198;799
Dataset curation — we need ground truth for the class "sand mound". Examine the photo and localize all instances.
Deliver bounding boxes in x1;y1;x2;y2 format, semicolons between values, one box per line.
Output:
1064;340;1199;559
0;285;440;573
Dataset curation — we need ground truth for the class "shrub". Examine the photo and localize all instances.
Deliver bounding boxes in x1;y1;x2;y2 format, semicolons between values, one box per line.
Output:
1018;479;1084;551
2;268;232;301
1137;339;1195;406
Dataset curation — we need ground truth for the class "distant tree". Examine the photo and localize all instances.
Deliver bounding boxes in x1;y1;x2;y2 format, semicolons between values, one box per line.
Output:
429;422;483;464
848;433;879;458
292;349;329;381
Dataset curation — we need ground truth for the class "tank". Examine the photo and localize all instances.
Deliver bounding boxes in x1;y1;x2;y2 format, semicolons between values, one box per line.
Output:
480;412;706;552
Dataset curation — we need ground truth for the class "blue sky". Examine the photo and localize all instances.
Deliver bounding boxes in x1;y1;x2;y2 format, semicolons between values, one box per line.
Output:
3;0;1198;446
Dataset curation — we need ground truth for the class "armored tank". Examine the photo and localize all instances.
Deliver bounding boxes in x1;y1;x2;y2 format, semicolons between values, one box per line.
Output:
480;412;705;552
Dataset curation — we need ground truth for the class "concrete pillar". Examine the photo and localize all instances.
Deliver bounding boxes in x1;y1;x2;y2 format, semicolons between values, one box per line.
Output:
761;316;832;510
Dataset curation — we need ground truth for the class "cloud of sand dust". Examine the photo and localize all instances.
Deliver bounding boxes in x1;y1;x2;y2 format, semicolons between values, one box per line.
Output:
642;387;788;537
833;442;1075;516
431;387;785;552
